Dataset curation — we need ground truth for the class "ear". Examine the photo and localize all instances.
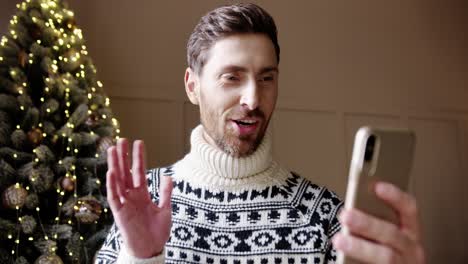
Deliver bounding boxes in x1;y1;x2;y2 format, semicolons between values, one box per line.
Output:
184;67;199;105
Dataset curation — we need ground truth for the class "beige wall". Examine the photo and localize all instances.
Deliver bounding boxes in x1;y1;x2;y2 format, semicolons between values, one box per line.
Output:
2;1;467;262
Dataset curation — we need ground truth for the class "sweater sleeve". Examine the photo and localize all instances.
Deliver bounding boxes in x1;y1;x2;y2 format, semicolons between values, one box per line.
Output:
325;198;344;264
94;223;165;264
116;247;165;264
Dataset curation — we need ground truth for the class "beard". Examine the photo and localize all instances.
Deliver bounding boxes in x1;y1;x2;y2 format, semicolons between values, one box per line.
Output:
200;106;269;158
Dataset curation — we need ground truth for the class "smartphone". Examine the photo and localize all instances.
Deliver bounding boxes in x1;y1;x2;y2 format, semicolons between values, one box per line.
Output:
337;126;416;264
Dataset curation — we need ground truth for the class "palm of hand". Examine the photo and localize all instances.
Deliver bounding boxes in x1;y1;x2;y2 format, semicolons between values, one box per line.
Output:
114;186;172;258
106;139;173;258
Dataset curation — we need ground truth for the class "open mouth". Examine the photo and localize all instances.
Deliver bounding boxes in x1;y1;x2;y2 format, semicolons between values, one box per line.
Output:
231;119;259;135
234;119;257;126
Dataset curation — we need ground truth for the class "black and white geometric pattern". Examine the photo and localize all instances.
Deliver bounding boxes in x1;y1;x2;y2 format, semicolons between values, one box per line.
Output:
95;167;343;264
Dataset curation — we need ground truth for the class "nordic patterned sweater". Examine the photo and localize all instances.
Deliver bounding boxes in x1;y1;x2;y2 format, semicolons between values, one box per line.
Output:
96;125;343;264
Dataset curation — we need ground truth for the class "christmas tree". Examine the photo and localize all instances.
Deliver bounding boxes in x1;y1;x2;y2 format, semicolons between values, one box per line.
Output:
0;0;120;263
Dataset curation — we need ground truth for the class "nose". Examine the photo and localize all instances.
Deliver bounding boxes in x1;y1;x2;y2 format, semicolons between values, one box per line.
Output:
240;80;259;110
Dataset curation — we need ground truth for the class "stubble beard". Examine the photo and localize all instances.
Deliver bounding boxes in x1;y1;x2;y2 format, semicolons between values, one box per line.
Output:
200;108;268;158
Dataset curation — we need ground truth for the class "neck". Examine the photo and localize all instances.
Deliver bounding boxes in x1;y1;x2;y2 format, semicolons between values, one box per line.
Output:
172;125;290;190
192;125;272;179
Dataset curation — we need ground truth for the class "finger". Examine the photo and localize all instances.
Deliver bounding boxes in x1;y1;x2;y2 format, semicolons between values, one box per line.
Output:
339;209;412;254
108;147;125;198
375;182;422;241
117;138;133;189
158;175;173;210
131;140;147;188
106;169;123;211
333;233;403;264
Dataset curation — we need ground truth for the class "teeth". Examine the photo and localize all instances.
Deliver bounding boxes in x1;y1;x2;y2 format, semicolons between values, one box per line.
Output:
238;120;256;124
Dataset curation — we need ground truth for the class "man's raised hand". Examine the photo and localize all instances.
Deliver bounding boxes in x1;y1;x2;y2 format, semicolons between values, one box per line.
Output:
106;138;173;258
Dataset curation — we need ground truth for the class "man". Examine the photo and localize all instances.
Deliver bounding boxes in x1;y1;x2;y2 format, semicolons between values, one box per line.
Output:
96;3;425;264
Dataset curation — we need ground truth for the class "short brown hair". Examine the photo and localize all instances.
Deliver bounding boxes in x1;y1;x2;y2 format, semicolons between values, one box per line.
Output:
187;3;280;74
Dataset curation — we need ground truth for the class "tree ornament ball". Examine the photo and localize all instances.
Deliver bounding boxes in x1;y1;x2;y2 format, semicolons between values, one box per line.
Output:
2;184;28;209
28;128;44;146
60;177;75;192
74;196;102;223
34;254;63;264
85;113;98;127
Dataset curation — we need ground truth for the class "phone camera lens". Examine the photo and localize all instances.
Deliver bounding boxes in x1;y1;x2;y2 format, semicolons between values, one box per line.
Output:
364;135;376;162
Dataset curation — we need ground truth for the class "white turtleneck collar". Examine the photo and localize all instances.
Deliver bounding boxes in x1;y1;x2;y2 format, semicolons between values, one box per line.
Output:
172;125;290;191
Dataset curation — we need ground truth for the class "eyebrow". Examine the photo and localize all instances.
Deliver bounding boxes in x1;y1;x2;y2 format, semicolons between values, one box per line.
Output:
218;65;279;75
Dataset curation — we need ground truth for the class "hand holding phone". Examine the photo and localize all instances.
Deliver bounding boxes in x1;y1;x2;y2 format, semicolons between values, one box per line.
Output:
335;126;425;264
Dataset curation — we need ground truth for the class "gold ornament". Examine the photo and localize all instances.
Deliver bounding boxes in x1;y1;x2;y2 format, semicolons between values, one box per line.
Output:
74;196;102;223
34;254;64;264
2;184;28;209
60;177;75;192
28;128;44;146
85;112;98;127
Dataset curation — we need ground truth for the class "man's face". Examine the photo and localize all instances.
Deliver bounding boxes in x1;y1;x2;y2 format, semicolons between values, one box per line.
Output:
186;33;279;157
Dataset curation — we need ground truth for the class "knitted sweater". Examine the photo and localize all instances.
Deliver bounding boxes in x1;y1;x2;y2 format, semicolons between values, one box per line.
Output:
96;125;343;264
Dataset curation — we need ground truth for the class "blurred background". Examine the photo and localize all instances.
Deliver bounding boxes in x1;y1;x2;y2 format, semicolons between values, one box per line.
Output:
1;1;467;263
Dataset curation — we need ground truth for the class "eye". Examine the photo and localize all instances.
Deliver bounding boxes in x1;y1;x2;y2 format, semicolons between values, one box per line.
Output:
259;75;274;82
222;73;240;82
